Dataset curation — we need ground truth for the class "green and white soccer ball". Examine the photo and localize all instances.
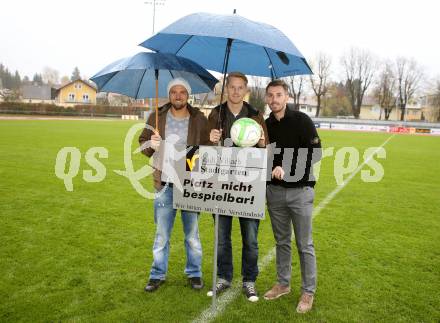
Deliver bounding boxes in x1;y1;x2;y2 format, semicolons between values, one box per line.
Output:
230;117;262;147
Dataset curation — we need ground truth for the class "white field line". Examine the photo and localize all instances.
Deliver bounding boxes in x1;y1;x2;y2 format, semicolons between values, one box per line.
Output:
192;134;395;323
313;134;395;217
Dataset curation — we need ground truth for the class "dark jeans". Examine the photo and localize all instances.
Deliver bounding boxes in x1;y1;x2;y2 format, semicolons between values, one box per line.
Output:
216;214;260;283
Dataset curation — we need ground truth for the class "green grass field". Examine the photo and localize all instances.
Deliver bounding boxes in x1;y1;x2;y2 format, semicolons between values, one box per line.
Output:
1;119;439;322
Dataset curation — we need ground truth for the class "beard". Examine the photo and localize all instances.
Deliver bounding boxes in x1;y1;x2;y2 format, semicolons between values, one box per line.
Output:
171;101;187;110
270;103;285;113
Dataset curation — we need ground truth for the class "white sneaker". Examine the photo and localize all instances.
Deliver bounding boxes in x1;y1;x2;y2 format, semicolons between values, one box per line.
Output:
243;282;259;302
207;280;231;297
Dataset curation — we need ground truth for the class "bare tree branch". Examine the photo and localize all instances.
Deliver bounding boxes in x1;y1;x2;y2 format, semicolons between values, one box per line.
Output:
42;66;60;85
309;52;331;117
284;75;304;110
341;48;376;118
374;60;396;120
395;57;424;121
248;76;267;113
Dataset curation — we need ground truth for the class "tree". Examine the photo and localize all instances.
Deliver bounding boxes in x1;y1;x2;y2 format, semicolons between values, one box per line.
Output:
97;92;110;106
435;80;440;122
32;73;44;85
426;79;440;122
0;64;4;89
71;67;81;81
285;75;304;110
42;66;60;85
341;48;376;118
248;76;267;113
213;77;226;104
2;90;20;102
22;76;30;84
13;71;21;90
374;61;396;120
321;82;351;117
395;57;424;121
60;75;71;85
0;65;14;89
309;52;331;117
0;64;21;90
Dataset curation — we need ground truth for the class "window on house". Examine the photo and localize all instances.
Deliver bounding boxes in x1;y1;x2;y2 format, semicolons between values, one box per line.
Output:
74;83;82;89
83;94;89;102
68;93;75;101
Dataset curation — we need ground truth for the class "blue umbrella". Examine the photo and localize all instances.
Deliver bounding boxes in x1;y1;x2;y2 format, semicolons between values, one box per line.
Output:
91;51;217;130
139;11;312;132
139;11;312;79
90;51;218;98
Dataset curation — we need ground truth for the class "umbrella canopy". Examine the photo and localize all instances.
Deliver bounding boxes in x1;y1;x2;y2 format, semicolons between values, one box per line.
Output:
90;51;218;98
139;12;312;78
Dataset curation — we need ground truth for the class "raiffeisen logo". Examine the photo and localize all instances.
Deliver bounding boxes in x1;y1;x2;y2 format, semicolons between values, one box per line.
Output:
186;146;200;171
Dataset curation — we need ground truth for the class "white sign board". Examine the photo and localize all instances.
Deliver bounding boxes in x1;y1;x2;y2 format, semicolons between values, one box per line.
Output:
172;145;267;219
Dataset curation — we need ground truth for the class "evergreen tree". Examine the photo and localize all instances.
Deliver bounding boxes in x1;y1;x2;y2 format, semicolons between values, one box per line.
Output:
71;67;81;81
32;73;44;85
13;71;21;90
3;67;13;89
0;63;4;88
0;63;22;89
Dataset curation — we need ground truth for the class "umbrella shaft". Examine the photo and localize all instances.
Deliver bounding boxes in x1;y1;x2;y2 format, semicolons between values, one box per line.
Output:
218;38;233;135
155;78;159;131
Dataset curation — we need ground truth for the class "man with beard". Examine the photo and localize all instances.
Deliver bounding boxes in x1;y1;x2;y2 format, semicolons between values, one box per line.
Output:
263;79;321;313
139;78;210;292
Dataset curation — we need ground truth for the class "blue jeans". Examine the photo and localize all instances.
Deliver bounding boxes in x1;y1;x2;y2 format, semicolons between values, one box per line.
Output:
217;215;260;283
149;185;202;280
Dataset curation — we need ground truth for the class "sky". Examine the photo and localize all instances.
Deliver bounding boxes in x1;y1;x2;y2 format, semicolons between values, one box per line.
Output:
1;0;439;83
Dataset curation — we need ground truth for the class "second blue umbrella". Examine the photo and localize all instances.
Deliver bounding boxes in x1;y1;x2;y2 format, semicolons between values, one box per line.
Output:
90;51;218;98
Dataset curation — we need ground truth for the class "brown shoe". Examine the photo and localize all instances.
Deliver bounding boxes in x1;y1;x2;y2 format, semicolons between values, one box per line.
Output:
263;283;291;300
296;292;314;313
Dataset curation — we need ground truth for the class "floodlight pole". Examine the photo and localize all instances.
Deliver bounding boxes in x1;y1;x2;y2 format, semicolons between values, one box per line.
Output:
144;0;166;112
152;0;156;34
144;0;166;34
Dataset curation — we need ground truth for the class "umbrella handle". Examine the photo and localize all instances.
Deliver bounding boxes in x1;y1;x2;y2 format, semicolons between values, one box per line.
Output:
155;71;159;132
